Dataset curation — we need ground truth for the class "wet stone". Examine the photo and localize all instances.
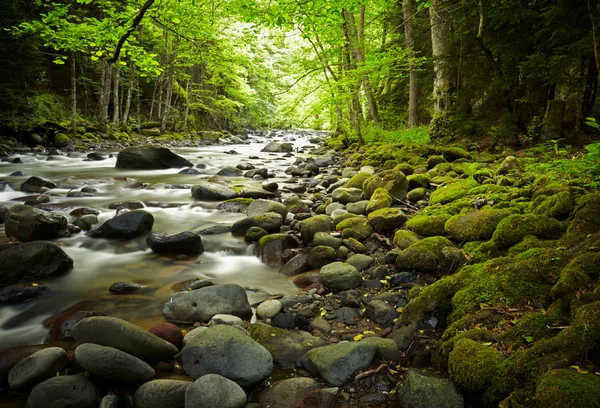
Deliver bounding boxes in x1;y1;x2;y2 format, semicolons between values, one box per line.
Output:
109;281;144;294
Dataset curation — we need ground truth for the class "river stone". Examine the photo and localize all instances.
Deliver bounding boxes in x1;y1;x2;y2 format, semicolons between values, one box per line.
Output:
75;343;155;382
255;233;299;265
336;216;373;239
191;182;237;201
149;322;183;348
0;241;73;287
5;205;70;242
445;210;510;242
231;212;283;236
361;337;402;361
262;142;293;153
100;395;120;408
185;374;246;408
247;199;288;218
368;207;407;231
182;324;273;387
26;375;100;408
346;254;374;271
366;300;399;327
109;281;143;293
320;262;362;291
256;299;282;319
217;166;243;177
209;314;243;326
395;369;464;408
20;176;56;193
298;215;333;244
307;245;336;269
8;347;69;390
301;341;377;386
0;283;50;303
279;253;309;276
366;188;393;214
0;345;50;387
116;145;192;169
332;187;363;205
74;214;98;231
146;231;203;255
388;326;415;351
72;316;178;361
363;169;408;201
89;210;154;240
312;232;343;249
134;379;190;408
258;377;320;408
163;284;252;324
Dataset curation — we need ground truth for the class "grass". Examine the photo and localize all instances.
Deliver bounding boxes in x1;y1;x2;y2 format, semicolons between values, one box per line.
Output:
362;124;430;144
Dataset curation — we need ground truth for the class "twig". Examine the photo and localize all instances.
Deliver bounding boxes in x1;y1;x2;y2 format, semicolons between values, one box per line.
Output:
355;364;388;382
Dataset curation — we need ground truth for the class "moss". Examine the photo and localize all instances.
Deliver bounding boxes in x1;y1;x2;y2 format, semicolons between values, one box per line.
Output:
258;233;289;247
299;214;334;244
245;226;268;242
535;369;600;408
445;210;511;242
247;323;286;352
394;162;414;176
383;159;399;169
362;169;409;201
402;275;459;324
507;235;557;255
500;311;561;350
437;327;496;362
551;252;600;298
393;229;421;249
473;169;494;183
565;192;600;241
532;191;573;219
307;245;337;268
367;207;407;231
366;187;393;214
406;213;451;237
407;173;431;190
396;236;455;273
54;133;70;147
430;177;479;205
342;237;366;253
224;197;254;205
427;155;448;168
343;172;371;189
443;147;471;162
448;338;504;392
491;214;563;249
407;187;426;202
336;216;373;238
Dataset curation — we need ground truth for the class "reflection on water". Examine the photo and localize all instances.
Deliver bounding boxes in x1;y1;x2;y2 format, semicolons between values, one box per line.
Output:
0;134;313;350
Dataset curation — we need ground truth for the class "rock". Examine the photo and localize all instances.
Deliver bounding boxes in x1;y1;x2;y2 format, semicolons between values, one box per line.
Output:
325;202;345;215
20;176;56;193
443;147;470;162
108;200;145;210
45;311;104;342
0;283;50;303
26;375;100;408
445;210;511;242
396;236;456;273
310;318;331;334
490;214;563;248
332;187;364;205
315;155;334;167
8;347;69;390
197;224;232;235
100;394;120;408
0;345;50;387
209;314;243;326
72;316;178;361
258;377;320;408
393;229;421;250
262;141;293;152
185;374;246;408
284;195;311;214
395;369;464;408
116;146;192;169
89;210;154;240
5;205;70;242
299;215;334;244
149;322;183;348
134;379;190;408
301;341;377;386
388;326;414;351
162;284;252;324
361;337;402;361
346;254;374;271
262;181;279;192
406;213;451;237
407;187;426;202
279;253;309;276
0;205;7;223
231;212;283;236
256;299;282;319
320;262;362;291
312;232;343;249
109;281;143;293
366;188;393;214
146;231;203;255
296;390;339;408
74;214;98;231
535;369;600;408
247;199;288;218
307;245;336;269
191;182;237;201
87;152;106;161
75;343;155;382
245;226;268;242
368;207;407;231
366;300;399;327
497;156;524;175
217;166;243;177
0;241;73;287
179;168;201;175
363;169;408;201
336;216;373;239
181;325;273;387
448;338;504;392
254;233;299;265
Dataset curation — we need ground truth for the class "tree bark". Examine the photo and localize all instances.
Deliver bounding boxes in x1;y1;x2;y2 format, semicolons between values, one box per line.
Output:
540;100;566;142
430;0;453;116
136;72;141;131
70;53;77;134
161;39;179;134
589;0;600;82
123;60;134;125
99;61;112;132
112;66;121;126
183;77;191;132
108;0;155;64
403;0;419;126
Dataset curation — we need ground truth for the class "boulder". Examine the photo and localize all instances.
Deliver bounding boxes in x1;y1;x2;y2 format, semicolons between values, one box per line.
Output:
368;208;407;231
443;147;470;162
0;283;50;303
26;375;100;408
395;369;464;408
366;188;393;214
396;237;459;273
254;233;299;265
217;166;243;177
320;262;362;291
75;343;155;382
336;216;373;239
162;284;252;324
256;300;282;319
361;337;402;361
365;300;399;327
445;210;511;242
299;215;333;244
20;176;56;193
331;188;363;205
191;182;237;201
312;232;343;249
0;241;73;287
231;212;283;236
279;253;309;276
134;380;190;408
307;246;336;269
185;374;246;408
72;316;178;361
5;205;70;242
262;142;293;153
89;210;154;240
363;169;408;201
258;377;320;408
181;325;273;387
116;146;192;169
346;254;374;271
301;342;377;386
146;231;203;255
8;347;69;390
393;230;421;250
247;199;288;218
406;213;451;237
109;282;144;294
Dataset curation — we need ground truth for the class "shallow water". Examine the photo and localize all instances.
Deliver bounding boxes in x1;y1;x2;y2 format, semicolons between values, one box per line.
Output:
0;132;316;351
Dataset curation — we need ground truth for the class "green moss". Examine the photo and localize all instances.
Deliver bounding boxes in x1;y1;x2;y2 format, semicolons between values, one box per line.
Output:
535;369;600;408
491;214;563;249
383;159;399;169
247;323;286;352
427;155;448;168
443;147;471;162
343;172;371;189
245;226;268;242
394;162;414;176
299;214;334;244
366;187;393;214
532;191;573;219
258;233;289;247
565;192;600;241
445;210;511;242
342;237;366;253
54;133;70;147
448;338;504;392
430;177;479;205
362;169;409;201
402;275;459;324
224;197;254;205
393;229;421;249
500;311;561;350
551;252;600;298
473;169;494;183
507;235;557;255
307;245;337;268
407;173;431;190
406;213;451;237
396;236;455;273
336;216;373;238
438;327;496;362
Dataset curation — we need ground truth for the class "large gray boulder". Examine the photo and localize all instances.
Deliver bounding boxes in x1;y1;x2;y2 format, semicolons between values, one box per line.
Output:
331;188;364;205
298;215;333;244
8;347;69;390
181;325;273;387
395;369;464;408
116;146;192;169
320;262;362;291
185;374;246;408
300;342;377;386
247;199;288;218
72;316;178;361
0;241;73;287
191;182;237;201
26;375;99;408
163;284;252;324
134;379;190;408
258;377;320;408
5;205;70;242
89;210;154;240
231;212;283;236
20;176;56;193
261;142;293;153
254;233;299;266
146;231;203;255
75;343;155;383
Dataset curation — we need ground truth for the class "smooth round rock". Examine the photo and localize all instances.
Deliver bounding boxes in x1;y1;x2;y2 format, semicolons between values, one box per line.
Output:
26;375;100;408
89;210;154;240
134;379;190;408
320;262;363;291
146;231;204;255
8;347;69;390
109;281;143;293
208;314;243;326
185;374;246;408
258;377;320;408
5;205;70;242
256;299;282;319
75;343;155;383
116;146;193;169
149;322;183;348
191;182;237;200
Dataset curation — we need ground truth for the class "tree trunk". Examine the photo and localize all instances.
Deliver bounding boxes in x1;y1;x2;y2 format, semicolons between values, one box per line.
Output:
99;61;112;132
123;60;134;125
149;79;158;121
183;77;191;132
70;53;77;134
161;40;178;134
136;72;141;131
112;66;121;126
157;74;164;119
403;0;419;126
540;100;566;143
588;0;600;82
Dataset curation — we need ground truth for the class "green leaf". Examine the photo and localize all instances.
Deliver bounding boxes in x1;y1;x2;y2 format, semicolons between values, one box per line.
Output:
53;58;66;65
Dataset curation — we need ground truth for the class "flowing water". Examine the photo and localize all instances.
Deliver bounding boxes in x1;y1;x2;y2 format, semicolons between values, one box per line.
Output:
0;132;317;351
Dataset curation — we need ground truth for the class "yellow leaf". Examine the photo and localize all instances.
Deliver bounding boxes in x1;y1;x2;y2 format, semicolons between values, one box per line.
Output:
571;365;580;370
363;330;375;335
482;342;493;346
389;368;398;375
32;283;38;287
181;330;187;335
418;330;424;334
354;334;364;341
320;309;327;317
396;306;404;312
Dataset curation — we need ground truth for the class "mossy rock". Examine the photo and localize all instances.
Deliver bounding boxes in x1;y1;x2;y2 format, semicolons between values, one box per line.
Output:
407;173;431;190
407;188;426;202
427;155;448;168
535;369;600;408
393;229;421;250
383;159;399;169
443;147;470;162
394;162;414;176
396;236;456;273
245;226;268;242
507;235;557;255
473;169;494;183
406;213;451;237
491;214;563;249
307;245;337;269
551;252;600;298
445;209;511;242
54;133;70;148
331;187;364;205
565;192;600;240
499;311;561;349
532;191;573;219
299;215;333;244
362;169;408;201
366;187;393;214
336;216;373;239
430;178;479;205
342;237;366;253
402;276;459;324
497;156;524;175
368;208;407;231
448;338;504;392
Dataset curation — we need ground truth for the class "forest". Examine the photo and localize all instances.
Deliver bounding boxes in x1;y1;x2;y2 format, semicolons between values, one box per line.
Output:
1;1;600;408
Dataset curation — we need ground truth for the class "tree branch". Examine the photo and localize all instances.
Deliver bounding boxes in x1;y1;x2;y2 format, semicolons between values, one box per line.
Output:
108;0;156;64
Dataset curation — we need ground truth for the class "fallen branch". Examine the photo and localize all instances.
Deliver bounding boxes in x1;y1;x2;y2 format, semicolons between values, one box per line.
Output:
355;363;388;382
